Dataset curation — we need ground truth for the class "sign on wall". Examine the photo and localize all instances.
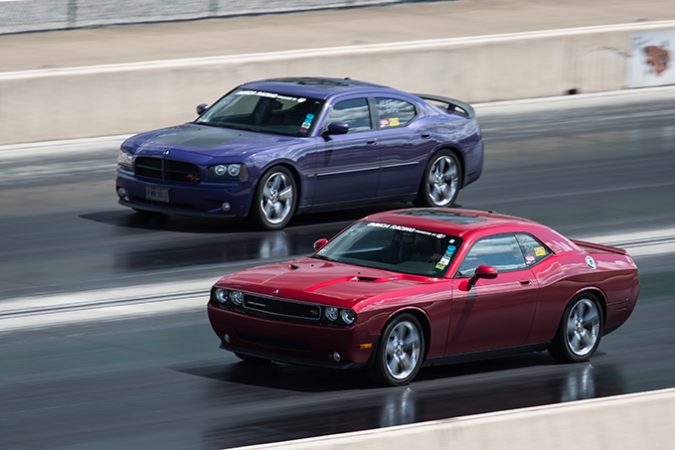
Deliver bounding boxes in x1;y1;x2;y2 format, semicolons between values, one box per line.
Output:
627;29;675;88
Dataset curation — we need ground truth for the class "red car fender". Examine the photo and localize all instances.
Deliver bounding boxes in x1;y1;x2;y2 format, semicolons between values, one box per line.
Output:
569;285;608;321
364;305;432;352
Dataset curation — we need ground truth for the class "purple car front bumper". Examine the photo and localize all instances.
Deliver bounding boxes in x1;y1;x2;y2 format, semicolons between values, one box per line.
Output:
116;169;254;218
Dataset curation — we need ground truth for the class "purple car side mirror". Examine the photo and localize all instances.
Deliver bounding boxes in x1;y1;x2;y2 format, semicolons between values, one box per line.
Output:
196;103;209;115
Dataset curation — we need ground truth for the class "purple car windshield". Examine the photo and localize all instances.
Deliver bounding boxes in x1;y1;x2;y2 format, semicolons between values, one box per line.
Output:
314;221;462;278
196;89;324;137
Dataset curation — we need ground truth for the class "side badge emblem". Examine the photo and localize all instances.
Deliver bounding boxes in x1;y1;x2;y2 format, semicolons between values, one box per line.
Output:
272;289;280;295
585;256;597;269
163;150;170;156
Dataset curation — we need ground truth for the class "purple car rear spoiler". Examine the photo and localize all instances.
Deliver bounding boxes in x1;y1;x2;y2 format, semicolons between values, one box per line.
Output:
414;93;476;119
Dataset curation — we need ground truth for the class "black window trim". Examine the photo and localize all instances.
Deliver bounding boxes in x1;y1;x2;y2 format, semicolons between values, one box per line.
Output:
371;95;419;130
453;232;529;279
322;96;374;135
515;232;554;268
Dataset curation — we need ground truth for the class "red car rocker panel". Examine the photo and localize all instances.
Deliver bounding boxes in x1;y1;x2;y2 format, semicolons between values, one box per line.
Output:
207;208;639;385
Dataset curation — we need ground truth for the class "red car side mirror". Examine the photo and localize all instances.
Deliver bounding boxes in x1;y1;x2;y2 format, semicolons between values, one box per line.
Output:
465;264;498;289
314;238;329;251
475;265;498;279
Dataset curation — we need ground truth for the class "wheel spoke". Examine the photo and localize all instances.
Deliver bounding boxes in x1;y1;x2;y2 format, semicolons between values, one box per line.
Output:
402;335;418;348
583;310;598;326
263;202;273;217
442;166;457;180
270;175;281;190
400;354;412;371
431;185;443;203
581;332;594;349
567;317;576;332
390;357;401;375
278;187;292;200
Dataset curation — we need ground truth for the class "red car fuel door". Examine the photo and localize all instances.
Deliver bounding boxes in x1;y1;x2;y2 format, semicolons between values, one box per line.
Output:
446;269;539;355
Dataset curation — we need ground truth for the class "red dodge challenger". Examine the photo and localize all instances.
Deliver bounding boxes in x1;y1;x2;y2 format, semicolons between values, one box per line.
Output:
207;208;639;385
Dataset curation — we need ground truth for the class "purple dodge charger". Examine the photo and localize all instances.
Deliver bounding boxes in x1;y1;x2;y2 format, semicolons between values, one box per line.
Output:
116;77;484;229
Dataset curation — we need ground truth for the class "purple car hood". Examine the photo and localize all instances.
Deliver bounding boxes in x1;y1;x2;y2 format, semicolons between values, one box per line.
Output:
129;123;300;158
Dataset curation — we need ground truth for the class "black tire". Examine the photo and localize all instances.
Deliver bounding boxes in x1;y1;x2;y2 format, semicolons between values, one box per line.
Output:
250;166;297;230
368;313;426;386
234;352;271;365
548;293;604;363
415;149;462;207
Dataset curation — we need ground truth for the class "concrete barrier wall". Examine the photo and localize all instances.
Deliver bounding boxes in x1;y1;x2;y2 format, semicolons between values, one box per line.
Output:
1;21;674;144
233;387;675;450
0;0;414;34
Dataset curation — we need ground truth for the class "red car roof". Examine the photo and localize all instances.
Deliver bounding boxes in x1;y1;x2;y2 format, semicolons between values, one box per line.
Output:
362;208;539;238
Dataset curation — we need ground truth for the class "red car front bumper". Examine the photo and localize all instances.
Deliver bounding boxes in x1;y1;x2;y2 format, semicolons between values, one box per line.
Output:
207;302;377;368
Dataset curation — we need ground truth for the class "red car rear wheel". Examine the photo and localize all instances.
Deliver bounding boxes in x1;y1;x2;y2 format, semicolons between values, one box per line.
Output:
549;293;603;363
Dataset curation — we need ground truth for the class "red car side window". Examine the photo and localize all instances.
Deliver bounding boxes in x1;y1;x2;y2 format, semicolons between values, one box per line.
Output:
515;233;552;267
455;234;526;277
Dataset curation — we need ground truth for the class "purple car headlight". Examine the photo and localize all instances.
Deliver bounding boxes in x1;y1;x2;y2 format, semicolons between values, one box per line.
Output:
208;164;247;181
117;148;135;170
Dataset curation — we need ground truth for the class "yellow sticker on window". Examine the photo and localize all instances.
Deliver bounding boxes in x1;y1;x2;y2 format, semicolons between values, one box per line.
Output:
388;117;400;127
534;246;546;257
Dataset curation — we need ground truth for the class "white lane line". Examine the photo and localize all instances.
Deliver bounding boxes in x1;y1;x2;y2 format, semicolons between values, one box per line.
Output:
584;227;675;246
475;85;675;112
2;20;675;81
581;227;675;257
0;226;674;332
0;134;128;160
0;279;212;333
0;295;205;333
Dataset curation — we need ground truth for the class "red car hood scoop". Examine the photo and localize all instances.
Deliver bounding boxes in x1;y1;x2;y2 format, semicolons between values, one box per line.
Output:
225;257;436;306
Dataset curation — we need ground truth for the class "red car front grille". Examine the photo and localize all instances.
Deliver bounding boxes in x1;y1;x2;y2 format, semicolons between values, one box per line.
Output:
243;294;322;322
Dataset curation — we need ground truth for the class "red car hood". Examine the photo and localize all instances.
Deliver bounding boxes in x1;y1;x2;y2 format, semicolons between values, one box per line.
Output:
216;257;438;308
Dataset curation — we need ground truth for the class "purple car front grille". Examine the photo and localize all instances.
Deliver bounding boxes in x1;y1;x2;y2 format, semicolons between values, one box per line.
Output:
135;157;201;184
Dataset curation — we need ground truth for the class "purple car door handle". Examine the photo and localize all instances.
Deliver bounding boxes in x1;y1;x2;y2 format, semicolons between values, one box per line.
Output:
421;133;431;138
366;139;377;145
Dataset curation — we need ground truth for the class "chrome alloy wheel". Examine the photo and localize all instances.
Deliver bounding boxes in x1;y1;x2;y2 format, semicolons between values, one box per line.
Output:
385;320;422;381
426;155;459;206
566;298;601;357
260;172;294;225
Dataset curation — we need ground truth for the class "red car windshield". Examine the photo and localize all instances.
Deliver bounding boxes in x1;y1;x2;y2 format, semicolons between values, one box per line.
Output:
314;221;462;277
196;89;324;137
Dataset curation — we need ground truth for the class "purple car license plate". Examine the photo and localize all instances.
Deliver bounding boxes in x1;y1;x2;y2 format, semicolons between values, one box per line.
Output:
145;186;169;203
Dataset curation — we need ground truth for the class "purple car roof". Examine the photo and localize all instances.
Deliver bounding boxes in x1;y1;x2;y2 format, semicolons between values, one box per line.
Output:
240;77;407;101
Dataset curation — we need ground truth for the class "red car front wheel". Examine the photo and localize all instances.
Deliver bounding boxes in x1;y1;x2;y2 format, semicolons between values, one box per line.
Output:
369;313;425;386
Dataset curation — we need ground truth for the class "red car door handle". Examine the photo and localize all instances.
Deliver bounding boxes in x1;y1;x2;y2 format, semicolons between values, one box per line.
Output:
519;280;531;285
